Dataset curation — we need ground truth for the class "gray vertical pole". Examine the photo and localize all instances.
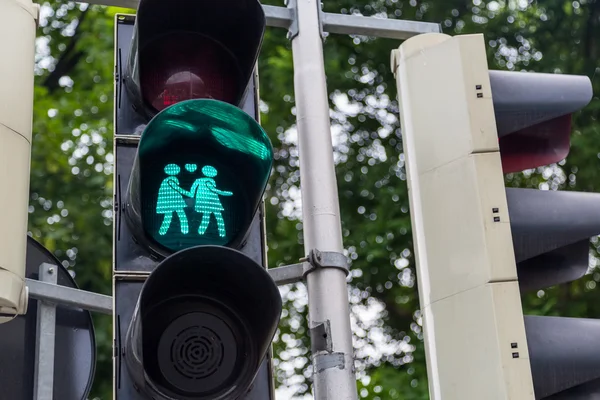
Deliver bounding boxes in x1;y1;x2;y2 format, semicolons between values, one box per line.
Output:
33;263;58;400
290;0;358;399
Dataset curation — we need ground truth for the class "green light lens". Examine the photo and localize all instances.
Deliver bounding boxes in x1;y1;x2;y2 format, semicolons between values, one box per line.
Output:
138;99;273;252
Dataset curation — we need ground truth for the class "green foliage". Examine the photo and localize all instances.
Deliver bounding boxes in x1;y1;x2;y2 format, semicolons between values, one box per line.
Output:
30;0;600;399
31;2;127;397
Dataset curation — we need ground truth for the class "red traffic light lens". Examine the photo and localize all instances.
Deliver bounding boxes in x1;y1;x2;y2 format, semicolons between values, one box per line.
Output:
139;33;240;112
499;115;571;174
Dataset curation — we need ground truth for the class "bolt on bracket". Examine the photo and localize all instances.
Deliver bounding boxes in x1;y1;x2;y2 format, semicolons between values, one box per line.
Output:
285;0;326;40
268;249;349;286
302;249;349;277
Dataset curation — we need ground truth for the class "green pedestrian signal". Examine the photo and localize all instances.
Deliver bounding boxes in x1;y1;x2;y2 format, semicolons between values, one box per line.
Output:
157;164;233;238
126;99;273;253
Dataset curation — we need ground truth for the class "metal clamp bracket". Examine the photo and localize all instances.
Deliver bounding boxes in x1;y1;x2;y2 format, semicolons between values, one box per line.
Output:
302;249;349;277
267;249;349;286
285;0;326;40
285;0;298;39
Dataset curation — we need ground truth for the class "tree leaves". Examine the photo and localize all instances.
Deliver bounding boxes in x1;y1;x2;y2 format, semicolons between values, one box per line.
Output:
31;1;600;399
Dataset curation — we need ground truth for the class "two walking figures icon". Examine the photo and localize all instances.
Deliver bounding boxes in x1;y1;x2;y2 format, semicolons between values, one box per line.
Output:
156;163;233;237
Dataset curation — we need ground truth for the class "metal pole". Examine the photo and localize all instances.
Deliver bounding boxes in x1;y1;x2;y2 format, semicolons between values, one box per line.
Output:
0;0;39;323
291;0;358;399
33;264;57;400
74;0;441;40
27;277;113;315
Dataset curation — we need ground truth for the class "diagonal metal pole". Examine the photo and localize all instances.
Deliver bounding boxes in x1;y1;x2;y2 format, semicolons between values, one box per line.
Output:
291;0;358;399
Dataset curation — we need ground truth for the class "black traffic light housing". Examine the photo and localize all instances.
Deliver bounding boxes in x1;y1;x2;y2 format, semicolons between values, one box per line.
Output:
507;188;600;293
125;0;266;117
113;1;281;399
490;70;600;398
491;70;592;173
125;246;281;400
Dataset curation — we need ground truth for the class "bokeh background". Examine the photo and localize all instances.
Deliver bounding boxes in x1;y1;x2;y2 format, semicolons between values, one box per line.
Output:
29;0;600;398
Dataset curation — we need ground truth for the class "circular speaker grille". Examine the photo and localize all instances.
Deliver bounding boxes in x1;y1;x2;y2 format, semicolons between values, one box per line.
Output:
170;325;222;379
157;312;238;395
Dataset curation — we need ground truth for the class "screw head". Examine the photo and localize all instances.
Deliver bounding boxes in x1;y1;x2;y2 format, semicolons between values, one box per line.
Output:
48;267;55;274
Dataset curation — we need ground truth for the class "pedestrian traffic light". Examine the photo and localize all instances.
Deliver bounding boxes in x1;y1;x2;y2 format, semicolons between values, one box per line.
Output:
112;2;281;399
125;98;273;253
391;32;600;399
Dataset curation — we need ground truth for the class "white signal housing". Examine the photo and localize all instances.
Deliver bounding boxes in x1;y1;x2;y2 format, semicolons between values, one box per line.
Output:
391;33;535;399
0;0;39;322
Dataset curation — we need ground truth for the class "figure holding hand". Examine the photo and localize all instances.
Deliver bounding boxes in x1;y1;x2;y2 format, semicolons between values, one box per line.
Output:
188;165;233;237
157;164;190;235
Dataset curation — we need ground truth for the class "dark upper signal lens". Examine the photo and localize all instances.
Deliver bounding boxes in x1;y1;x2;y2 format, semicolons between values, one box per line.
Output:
139;32;241;112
